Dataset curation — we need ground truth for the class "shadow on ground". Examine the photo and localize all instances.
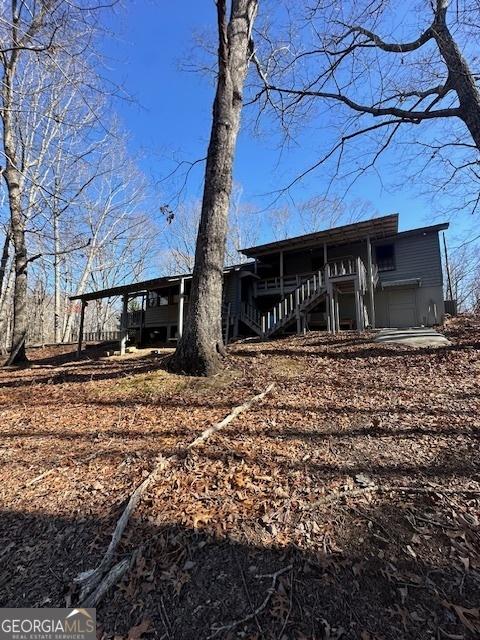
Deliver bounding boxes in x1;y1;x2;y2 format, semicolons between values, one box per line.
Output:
0;503;478;640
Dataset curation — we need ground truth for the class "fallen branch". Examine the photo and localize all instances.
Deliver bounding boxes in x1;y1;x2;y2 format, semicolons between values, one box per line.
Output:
81;556;132;608
208;565;292;638
74;382;275;604
308;483;480;509
26;467;68;487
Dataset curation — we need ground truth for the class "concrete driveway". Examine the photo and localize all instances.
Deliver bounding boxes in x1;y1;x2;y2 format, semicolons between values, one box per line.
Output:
374;327;451;347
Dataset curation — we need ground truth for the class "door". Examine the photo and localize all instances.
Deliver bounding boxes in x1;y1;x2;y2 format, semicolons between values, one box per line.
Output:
387;288;418;327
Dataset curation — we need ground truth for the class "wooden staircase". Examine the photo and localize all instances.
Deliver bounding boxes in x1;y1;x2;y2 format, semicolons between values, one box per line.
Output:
239;258;371;339
240;270;327;338
260;270;327;337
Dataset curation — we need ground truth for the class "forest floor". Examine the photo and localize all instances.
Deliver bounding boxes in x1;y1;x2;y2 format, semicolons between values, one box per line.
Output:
0;315;479;640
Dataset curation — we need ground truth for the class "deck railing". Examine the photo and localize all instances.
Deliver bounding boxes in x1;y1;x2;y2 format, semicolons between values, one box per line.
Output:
82;330;121;342
241;302;263;330
256;271;315;293
126;309;144;327
256;259;360;294
328;258;356;277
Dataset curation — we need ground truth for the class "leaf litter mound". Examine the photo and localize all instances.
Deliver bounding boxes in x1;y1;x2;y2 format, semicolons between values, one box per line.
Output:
0;315;479;639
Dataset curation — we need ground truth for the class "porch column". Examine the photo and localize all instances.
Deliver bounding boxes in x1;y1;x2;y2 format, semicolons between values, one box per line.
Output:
323;242;328;266
354;279;365;332
366;236;376;329
76;299;86;359
330;290;336;334
326;295;331;332
335;290;340;332
279;250;284;297
120;293;128;355
295;287;301;334
139;293;145;347
177;277;185;338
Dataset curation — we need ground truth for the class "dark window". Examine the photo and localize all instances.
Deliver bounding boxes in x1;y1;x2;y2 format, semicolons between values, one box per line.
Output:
375;244;395;271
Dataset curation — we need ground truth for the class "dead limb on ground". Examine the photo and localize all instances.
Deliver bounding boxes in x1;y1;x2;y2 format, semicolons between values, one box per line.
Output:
207;565;293;639
309;484;480;509
73;382;275;606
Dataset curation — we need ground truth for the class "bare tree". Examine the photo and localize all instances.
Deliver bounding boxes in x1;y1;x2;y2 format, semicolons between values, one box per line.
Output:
251;0;480;206
162;184;260;274
0;0;115;364
172;0;259;376
60;138;154;343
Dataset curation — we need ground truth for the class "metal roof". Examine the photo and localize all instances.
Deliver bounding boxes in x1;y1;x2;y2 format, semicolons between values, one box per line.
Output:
240;214;400;257
71;216;450;302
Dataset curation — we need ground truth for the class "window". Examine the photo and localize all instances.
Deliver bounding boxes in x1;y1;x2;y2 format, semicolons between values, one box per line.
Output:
375;244;395;271
147;291;170;307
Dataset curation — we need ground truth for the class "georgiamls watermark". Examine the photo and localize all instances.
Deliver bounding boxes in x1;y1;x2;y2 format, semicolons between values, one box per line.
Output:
0;609;96;640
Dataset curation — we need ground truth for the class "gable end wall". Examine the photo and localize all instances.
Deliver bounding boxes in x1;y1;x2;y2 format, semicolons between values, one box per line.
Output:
378;231;443;287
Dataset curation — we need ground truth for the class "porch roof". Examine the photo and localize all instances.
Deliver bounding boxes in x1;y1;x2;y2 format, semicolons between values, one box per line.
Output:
241;214;400;257
70;262;254;302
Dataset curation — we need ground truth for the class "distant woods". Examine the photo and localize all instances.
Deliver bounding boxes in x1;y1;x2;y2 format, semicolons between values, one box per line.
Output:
0;1;155;362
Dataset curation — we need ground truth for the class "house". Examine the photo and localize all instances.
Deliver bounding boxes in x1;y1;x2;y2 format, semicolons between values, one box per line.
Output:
71;213;449;355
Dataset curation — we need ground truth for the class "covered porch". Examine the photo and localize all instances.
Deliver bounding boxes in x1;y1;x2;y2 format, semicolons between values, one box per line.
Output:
70;273;191;358
240;215;399;333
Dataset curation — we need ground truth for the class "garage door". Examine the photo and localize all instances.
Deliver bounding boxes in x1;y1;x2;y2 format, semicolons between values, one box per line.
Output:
388;288;417;328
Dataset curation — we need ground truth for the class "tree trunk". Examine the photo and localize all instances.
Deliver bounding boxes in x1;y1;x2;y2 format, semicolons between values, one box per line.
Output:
2;47;29;365
172;0;258;376
6;179;28;364
0;226;10;299
433;2;480;149
53;208;62;343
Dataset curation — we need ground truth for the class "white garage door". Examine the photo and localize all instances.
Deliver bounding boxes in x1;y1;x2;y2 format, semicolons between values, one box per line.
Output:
388;288;418;328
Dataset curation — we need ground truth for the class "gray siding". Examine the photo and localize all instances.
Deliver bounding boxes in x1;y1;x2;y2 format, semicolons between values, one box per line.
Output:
145;304;185;327
377;231;443;288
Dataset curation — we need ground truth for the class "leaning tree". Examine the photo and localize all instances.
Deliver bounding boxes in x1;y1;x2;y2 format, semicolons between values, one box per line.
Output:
251;0;480;211
172;0;259;376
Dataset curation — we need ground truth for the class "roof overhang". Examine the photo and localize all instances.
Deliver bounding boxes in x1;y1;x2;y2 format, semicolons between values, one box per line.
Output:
69;262;255;302
240;214;399;258
373;222;449;243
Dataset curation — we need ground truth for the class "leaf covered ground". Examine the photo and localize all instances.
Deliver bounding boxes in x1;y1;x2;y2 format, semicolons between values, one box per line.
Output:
0;316;479;639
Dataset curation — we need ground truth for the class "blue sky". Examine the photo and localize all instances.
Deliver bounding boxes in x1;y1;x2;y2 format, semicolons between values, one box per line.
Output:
100;1;467;245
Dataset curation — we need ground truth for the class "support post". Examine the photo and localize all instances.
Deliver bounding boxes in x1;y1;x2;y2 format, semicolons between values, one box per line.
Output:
295;287;301;334
76;299;86;359
323;242;328;267
139;293;145;347
120;294;128;356
366;236;376;329
279;250;284;297
335;290;340;332
330;290;336;335
178;277;185;339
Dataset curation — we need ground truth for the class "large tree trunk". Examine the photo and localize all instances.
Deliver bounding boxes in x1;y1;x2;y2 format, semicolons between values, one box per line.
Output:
433;1;480;149
5;165;28;364
172;0;258;376
2;45;29;365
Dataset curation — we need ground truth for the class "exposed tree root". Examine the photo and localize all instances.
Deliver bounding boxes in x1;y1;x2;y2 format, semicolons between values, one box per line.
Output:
208;565;293;638
73;382;275;604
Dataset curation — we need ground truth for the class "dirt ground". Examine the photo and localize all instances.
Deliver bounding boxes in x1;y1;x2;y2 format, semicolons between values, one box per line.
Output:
0;316;479;639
